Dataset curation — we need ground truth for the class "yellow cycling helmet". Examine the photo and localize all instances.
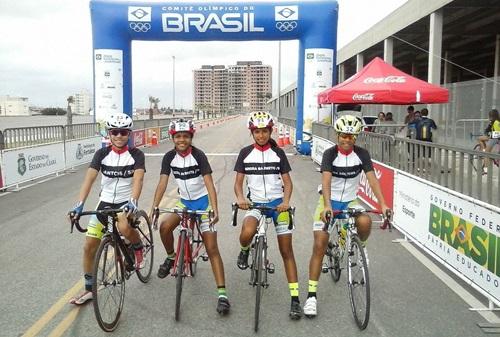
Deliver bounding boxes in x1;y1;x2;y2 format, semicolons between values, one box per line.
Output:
248;111;275;130
334;115;364;135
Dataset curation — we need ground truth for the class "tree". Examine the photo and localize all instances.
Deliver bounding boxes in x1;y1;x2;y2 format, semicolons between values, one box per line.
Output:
67;96;74;125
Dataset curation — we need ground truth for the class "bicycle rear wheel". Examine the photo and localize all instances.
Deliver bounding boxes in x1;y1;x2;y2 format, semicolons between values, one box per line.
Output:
347;235;370;330
92;236;125;332
175;231;186;321
134;210;154;283
254;236;265;332
470;144;485;172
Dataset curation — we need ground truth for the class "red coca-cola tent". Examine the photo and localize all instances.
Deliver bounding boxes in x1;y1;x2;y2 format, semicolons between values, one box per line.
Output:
318;57;449;104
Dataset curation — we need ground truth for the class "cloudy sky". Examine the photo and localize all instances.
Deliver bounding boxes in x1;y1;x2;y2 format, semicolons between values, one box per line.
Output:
0;0;407;109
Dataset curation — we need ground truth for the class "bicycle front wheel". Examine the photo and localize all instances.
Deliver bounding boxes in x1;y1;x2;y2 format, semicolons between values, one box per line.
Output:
134;210;154;283
347;235;370;330
92;236;125;332
254;236;265;333
470;144;485;172
175;231;186;321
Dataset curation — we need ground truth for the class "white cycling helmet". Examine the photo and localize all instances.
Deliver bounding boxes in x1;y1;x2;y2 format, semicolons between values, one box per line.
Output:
248;111;274;130
334;115;364;135
105;113;133;130
169;119;195;136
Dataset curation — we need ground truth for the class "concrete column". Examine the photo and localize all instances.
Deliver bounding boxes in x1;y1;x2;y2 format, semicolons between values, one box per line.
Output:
338;63;345;82
443;51;452;84
384;37;394;65
492;34;500;109
356;53;364;72
428;9;443;84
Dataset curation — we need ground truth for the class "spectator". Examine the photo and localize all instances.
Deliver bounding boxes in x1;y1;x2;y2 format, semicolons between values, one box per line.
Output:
415;108;437;142
407;111;421;139
373;112;386;134
384;112;397;136
483;109;500;173
402;105;415;135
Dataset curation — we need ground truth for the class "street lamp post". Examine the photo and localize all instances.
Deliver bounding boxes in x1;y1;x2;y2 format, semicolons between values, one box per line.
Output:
172;55;176;116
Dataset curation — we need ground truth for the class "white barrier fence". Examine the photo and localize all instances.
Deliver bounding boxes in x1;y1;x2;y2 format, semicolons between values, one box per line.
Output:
0;116;238;190
312;134;500;308
394;171;500;306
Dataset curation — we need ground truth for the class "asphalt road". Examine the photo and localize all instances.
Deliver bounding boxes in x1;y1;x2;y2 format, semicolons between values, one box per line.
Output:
0;116;496;337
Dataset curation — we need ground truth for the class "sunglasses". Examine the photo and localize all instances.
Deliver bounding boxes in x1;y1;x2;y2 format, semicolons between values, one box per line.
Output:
109;129;130;136
338;133;356;139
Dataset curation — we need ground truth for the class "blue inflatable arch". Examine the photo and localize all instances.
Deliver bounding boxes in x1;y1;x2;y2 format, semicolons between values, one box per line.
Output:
90;0;338;154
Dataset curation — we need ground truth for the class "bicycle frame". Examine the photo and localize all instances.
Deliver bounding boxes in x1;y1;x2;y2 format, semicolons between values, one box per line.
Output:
250;215;272;287
172;214;204;278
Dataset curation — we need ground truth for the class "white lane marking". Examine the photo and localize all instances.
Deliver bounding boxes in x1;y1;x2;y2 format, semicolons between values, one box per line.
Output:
145;152;295;156
400;241;500;324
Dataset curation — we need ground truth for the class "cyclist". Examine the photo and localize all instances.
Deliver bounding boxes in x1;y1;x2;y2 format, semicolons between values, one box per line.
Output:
234;111;302;320
303;115;390;317
482;109;500;173
478;109;500;151
151;119;230;315
68;113;146;305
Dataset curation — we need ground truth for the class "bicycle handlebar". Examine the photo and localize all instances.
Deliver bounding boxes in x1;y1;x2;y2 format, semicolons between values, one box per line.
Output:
231;202;296;230
324;207;393;230
68;208;125;234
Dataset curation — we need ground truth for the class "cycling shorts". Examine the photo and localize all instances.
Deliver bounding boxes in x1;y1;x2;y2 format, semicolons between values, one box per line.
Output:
312;196;359;232
86;200;127;240
243;198;292;236
487;138;500;148
175;195;214;233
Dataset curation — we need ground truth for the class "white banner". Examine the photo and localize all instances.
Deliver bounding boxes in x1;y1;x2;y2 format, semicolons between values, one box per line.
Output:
65;136;101;169
94;49;123;123
311;135;333;165
303;48;334;140
394;171;500;303
2;143;65;186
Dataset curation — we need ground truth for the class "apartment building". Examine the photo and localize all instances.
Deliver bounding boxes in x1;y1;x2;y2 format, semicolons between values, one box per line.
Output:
193;61;272;116
0;95;30;116
72;90;93;115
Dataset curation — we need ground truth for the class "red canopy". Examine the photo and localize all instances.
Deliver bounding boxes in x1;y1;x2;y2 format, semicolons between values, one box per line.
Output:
318;57;449;104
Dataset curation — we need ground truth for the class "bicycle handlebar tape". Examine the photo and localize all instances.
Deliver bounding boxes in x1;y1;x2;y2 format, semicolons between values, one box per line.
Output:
288;207;295;230
231;203;238;226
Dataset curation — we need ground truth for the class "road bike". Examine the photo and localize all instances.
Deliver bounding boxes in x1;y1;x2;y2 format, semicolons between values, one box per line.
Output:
322;208;389;330
69;208;154;332
231;203;295;332
153;207;212;321
470;139;500;172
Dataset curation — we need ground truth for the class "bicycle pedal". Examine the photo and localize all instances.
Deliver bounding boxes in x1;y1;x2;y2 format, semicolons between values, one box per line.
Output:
201;253;209;262
321;264;329;273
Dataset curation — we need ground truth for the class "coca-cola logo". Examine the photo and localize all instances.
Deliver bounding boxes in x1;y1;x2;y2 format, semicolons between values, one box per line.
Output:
352;93;375;101
363;76;406;84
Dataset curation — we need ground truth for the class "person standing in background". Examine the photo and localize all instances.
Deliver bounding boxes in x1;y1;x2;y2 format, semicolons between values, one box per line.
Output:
384;112;397;136
373;112;386;134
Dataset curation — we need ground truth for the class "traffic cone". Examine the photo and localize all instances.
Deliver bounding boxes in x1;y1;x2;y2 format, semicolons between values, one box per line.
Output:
284;129;291;145
277;127;285;147
151;132;158;146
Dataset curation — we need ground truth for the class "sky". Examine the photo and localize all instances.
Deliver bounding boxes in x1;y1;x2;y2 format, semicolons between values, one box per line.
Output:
0;0;407;109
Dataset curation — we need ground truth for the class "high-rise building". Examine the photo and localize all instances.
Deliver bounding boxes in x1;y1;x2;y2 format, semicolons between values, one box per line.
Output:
72;90;93;115
193;61;272;116
228;61;272;114
0;95;30;116
193;65;228;118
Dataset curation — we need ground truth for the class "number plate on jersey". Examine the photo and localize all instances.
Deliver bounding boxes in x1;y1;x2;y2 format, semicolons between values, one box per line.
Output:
492;131;500;139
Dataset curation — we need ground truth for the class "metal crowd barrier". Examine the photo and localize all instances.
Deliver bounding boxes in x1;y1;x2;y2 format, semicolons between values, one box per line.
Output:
314;122;500;205
3;125;65;149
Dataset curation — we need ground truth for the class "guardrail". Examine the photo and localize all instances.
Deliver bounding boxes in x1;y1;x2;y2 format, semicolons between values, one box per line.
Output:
314;121;500;206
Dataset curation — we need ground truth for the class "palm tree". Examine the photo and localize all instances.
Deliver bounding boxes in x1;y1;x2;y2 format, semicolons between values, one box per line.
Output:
67;95;74;138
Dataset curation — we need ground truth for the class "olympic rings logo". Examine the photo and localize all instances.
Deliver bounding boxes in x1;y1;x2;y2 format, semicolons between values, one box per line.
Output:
129;22;151;33
276;21;297;32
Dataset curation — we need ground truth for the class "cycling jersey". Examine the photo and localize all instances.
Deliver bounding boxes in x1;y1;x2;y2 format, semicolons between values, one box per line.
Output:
160;146;212;200
234;143;291;203
320;145;373;202
90;146;145;204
